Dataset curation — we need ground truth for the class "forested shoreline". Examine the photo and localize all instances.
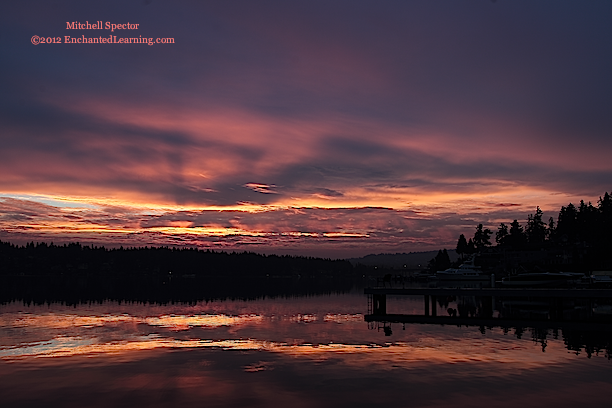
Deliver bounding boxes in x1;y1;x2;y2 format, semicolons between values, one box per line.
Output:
428;192;612;273
0;241;354;279
0;243;362;304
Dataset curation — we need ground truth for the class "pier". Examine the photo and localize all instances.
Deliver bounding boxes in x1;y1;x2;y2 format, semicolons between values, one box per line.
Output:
365;287;612;298
365;287;612;333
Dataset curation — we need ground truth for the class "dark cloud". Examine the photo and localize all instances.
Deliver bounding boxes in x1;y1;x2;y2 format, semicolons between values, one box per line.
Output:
311;188;344;198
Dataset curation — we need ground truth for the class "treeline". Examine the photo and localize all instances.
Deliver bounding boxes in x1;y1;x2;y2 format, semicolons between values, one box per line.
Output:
454;191;612;269
0;242;361;304
0;241;353;278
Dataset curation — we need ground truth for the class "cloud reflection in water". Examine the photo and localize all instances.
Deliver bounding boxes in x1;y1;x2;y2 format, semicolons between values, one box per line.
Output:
1;295;611;408
0;308;587;370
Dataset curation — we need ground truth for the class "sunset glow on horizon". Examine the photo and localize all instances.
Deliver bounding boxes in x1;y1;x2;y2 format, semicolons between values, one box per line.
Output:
2;1;611;257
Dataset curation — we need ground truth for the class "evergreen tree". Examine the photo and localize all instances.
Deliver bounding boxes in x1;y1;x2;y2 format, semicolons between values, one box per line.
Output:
577;200;598;244
507;220;526;249
598;192;612;214
467;238;476;254
547;217;556;241
598;192;612;242
496;223;508;246
473;224;492;250
456;234;468;259
439;249;451;270
526;207;547;245
557;203;578;244
428;249;452;272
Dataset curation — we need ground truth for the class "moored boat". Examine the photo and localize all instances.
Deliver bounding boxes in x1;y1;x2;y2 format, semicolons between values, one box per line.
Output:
501;272;585;288
436;257;488;281
590;271;612;287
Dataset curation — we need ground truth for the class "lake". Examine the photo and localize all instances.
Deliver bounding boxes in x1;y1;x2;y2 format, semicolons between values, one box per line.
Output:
1;290;611;407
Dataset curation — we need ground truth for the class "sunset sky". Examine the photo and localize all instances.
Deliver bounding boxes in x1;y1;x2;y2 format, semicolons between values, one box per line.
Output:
1;1;611;258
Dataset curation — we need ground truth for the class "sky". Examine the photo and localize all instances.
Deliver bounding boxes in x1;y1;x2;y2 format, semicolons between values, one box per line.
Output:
1;0;611;258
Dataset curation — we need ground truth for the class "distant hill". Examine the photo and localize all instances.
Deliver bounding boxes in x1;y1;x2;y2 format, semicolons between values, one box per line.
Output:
348;250;459;269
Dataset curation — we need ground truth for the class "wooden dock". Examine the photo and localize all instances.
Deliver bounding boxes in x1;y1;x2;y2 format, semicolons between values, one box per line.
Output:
365;287;612;298
364;287;612;320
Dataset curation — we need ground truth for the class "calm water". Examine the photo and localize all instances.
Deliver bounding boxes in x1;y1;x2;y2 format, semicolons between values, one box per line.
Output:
1;291;611;407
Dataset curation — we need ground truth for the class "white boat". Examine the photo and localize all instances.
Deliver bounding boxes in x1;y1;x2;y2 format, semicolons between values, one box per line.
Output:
436;257;488;281
501;272;584;287
591;271;612;287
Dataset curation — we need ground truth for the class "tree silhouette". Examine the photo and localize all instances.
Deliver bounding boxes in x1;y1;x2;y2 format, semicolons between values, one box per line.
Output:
467;238;476;254
526;207;547;245
557;203;578;244
473;224;492;250
496;223;509;246
599;192;612;243
507;219;526;249
547;217;556;241
456;234;468;259
428;249;451;272
578;200;598;243
453;191;612;270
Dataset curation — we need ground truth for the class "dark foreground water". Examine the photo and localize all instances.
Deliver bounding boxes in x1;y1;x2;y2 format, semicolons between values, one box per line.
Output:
1;291;611;407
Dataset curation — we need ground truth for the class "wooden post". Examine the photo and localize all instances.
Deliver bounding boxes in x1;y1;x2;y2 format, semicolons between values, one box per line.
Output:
431;295;437;316
425;295;430;316
373;294;387;315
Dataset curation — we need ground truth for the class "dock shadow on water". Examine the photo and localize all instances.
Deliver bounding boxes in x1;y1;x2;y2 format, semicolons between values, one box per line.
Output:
1;285;612;407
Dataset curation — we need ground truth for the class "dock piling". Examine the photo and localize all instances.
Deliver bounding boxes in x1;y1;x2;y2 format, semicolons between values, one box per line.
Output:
431;295;437;316
373;294;387;315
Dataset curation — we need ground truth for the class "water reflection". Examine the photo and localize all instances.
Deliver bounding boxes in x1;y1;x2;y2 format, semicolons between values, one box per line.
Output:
1;293;611;407
366;289;612;359
2;294;610;362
